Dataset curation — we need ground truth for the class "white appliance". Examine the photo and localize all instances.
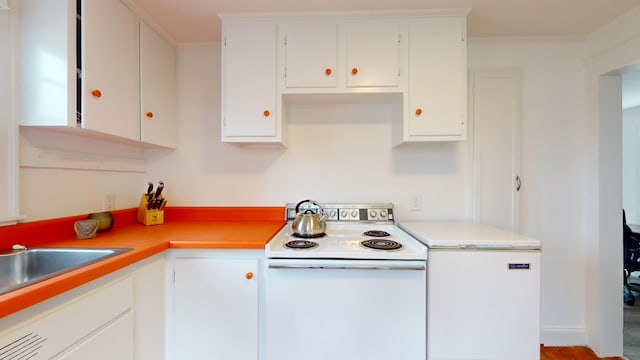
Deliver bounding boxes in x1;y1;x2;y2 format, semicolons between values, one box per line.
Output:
265;202;428;360
399;222;541;360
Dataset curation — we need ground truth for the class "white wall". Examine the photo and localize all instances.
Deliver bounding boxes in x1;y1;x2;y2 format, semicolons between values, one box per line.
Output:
19;128;146;220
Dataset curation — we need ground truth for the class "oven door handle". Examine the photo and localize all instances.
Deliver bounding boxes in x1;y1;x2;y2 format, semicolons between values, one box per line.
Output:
268;264;425;271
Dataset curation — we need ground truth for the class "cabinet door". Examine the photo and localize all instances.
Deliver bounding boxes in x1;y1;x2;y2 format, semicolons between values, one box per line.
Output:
428;251;540;359
57;312;134;360
346;21;400;88
82;0;140;141
173;258;259;360
140;21;177;148
284;22;337;88
222;23;277;140
408;19;465;137
0;276;133;359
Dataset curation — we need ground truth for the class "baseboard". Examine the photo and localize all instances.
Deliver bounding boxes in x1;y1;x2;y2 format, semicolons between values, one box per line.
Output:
541;326;589;346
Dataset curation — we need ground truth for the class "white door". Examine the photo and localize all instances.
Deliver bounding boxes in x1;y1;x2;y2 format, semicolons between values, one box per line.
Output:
266;259;426;360
470;69;521;231
82;0;139;141
140;21;177;148
172;258;258;360
345;21;400;88
408;19;466;137
57;312;134;360
222;23;277;138
284;22;337;88
427;250;540;360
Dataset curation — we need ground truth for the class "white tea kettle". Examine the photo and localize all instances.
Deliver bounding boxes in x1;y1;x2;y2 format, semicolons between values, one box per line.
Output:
291;200;327;238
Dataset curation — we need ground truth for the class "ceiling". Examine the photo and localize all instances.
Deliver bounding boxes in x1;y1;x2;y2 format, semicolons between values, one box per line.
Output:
132;0;640;43
130;0;640;110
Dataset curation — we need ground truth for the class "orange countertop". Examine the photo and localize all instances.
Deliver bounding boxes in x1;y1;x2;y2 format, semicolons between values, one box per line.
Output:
0;207;285;319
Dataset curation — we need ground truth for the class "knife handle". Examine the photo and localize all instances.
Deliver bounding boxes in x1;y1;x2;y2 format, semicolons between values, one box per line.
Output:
154;181;165;199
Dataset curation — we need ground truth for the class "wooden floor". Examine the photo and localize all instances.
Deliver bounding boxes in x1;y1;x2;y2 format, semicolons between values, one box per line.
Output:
541;346;625;360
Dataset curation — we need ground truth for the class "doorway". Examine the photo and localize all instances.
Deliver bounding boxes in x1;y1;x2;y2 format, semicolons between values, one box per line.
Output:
623;69;640;359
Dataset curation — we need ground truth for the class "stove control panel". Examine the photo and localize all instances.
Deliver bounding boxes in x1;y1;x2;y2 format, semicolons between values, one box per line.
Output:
285;203;395;222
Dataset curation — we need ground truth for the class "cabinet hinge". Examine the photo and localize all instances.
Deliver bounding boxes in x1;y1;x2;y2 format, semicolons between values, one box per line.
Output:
223;36;227;47
284;34;287;46
172;270;176;284
223;116;226;127
461;31;465;43
398;33;401;44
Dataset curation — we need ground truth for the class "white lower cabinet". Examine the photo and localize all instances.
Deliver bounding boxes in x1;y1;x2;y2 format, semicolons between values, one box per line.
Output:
0;253;166;360
168;250;260;360
0;276;134;359
57;311;134;360
427;250;540;360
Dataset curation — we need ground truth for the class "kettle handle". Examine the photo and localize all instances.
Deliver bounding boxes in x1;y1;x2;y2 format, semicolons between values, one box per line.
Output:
295;199;321;214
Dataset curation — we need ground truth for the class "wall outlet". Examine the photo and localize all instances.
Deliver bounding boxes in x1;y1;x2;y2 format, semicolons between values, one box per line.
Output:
103;193;115;210
410;194;422;211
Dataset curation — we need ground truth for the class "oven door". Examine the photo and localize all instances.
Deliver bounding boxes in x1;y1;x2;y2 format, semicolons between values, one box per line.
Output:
265;258;426;360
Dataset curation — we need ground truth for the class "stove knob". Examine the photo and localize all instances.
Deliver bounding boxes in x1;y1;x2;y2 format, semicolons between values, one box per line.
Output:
380;210;387;218
340;210;349;219
369;210;377;219
351;210;358;219
328;209;337;219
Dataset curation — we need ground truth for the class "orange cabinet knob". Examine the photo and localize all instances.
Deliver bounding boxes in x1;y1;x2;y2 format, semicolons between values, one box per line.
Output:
146;112;154;118
263;110;270;117
325;68;332;76
245;272;254;280
351;68;358;75
91;89;102;98
415;108;423;116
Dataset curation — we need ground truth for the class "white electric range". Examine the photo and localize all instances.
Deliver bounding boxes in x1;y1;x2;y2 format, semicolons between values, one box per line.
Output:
264;202;427;360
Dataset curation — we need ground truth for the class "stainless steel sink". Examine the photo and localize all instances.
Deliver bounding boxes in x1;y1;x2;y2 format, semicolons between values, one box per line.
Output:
0;247;131;295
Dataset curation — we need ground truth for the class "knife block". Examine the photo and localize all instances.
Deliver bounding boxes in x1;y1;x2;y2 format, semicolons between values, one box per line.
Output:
137;194;165;226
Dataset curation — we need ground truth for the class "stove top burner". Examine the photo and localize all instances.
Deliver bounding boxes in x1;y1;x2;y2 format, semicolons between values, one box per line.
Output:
285;240;319;249
363;230;391;237
361;239;403;250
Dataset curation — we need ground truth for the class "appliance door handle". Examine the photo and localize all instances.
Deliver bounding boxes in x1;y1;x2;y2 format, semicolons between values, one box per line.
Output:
268;264;425;271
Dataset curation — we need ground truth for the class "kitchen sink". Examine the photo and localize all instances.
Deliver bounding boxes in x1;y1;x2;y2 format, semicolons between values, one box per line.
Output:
0;247;131;295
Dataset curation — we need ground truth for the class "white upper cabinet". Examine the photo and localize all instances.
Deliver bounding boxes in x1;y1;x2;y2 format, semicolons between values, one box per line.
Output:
345;21;400;88
220;10;469;145
283;20;400;90
82;0;140;141
0;7;19;225
140;21;177;149
402;18;466;142
284;22;337;88
221;22;279;142
19;0;177;148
